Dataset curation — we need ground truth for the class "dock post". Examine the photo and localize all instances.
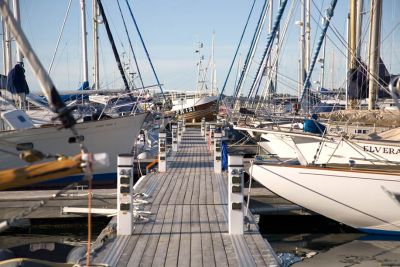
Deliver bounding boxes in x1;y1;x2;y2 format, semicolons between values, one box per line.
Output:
216;115;221;124
172;124;178;152
209;124;215;152
214;129;222;173
205;122;210;141
158;130;167;172
177;121;182;143
201;117;206;136
228;154;244;235
117;154;134;235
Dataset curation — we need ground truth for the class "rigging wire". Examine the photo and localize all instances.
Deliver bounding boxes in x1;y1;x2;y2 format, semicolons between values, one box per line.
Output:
125;0;166;100
97;0;130;92
116;0;146;91
246;0;289;102
233;0;269;101
310;0;399;94
255;0;299;110
218;0;256;103
48;0;73;74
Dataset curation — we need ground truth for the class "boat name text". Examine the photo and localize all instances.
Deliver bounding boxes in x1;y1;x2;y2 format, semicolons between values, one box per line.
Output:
363;145;400;155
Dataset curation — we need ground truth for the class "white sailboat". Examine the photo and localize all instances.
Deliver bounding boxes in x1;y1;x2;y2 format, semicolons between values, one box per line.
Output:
249;163;400;235
0;0;149;186
168;37;218;122
244;0;400;235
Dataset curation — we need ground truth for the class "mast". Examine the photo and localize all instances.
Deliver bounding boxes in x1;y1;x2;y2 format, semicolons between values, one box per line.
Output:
267;0;273;98
92;0;99;90
4;0;11;74
80;0;88;84
305;0;310;70
355;0;363;58
346;13;350;109
211;32;215;95
349;0;357;70
0;0;76;128
2;18;6;74
367;0;382;110
298;0;306;99
12;0;22;63
319;38;326;90
97;0;130;91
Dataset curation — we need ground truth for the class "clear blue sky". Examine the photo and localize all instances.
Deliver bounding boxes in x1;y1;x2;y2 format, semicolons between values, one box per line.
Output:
4;0;400;97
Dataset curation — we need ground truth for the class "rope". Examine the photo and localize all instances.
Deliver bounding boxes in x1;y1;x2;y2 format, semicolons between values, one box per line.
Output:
124;0;166;100
235;0;270;104
48;0;73;74
0;182;79;233
218;0;257;103
85;153;94;267
245;160;254;217
299;0;338;111
246;0;289;101
116;0;146;91
97;0;130;92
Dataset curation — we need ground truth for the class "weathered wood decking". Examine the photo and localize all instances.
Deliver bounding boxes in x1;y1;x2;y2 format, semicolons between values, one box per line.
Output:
92;128;279;266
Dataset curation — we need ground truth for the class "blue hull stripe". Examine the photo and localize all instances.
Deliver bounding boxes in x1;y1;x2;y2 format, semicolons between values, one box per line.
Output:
39;172;117;185
358;227;400;236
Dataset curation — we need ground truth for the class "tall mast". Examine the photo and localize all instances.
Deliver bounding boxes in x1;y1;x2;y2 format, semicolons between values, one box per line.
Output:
355;0;363;58
298;0;306;99
2;18;6;74
211;32;215;95
267;0;273;97
12;0;22;63
349;0;357;70
4;0;11;74
80;0;88;84
92;0;99;90
367;0;382;110
305;0;310;70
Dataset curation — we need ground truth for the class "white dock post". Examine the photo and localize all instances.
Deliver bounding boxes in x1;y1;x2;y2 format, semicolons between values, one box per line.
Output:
117;154;134;235
204;122;210;141
228;155;244;235
158;131;167;172
177;121;182;143
209;124;215;152
182;119;186;133
214;129;222;173
172;124;178;152
201;117;206;137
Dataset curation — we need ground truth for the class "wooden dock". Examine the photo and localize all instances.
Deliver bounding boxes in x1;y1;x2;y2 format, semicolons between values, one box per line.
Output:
90;127;279;266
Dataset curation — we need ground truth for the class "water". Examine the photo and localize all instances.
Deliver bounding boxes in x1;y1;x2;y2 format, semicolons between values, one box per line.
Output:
260;215;400;266
0;217;110;263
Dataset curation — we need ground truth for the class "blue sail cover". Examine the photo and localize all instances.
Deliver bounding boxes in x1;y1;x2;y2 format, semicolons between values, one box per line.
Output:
6;64;29;94
304;114;326;134
60;81;90;102
221;140;228;171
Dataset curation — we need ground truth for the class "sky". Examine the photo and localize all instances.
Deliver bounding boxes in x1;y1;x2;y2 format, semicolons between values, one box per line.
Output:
2;0;400;97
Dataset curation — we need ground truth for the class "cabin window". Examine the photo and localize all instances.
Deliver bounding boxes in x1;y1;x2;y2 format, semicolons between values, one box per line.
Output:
17;115;26;122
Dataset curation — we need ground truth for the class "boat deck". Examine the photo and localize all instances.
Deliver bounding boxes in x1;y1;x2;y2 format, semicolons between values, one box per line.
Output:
91;127;279;266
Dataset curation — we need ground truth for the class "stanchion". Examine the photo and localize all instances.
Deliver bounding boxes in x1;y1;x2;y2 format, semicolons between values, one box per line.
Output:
228;154;244;235
117;154;134;235
158;131;167;172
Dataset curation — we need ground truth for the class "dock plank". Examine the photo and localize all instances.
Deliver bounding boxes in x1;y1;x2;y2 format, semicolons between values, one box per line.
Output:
91;127;278;267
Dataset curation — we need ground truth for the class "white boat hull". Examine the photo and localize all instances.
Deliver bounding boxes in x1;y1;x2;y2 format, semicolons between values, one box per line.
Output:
250;164;400;235
258;133;298;159
292;135;400;165
0;113;148;185
259;130;400;165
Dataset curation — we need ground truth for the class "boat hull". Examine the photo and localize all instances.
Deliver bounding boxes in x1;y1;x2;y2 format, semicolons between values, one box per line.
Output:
250;164;400;234
169;96;217;122
0;113;148;187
